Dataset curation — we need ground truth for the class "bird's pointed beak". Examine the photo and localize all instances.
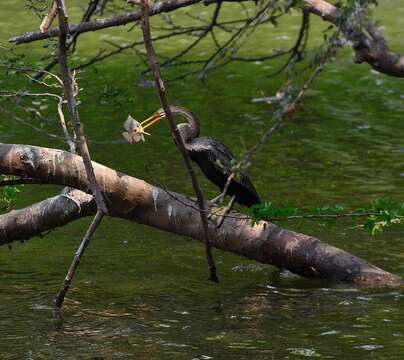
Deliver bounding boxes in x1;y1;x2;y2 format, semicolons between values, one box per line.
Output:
141;111;165;131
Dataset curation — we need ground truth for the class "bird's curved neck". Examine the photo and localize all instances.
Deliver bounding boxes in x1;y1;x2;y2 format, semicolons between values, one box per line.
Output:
169;106;200;142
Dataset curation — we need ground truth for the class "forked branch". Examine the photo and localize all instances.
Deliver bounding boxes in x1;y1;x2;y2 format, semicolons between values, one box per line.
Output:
53;0;108;311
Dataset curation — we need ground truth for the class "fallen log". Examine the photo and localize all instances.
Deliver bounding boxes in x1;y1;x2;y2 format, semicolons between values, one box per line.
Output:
0;143;402;287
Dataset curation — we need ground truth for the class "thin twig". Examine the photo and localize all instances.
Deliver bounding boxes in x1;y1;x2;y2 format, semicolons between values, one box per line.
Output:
0;89;76;153
271;212;381;221
72;27;200;71
140;0;218;282
268;10;310;77
214;34;340;203
0;178;46;187
199;1;272;74
147;169;252;220
148;171;385;223
158;2;222;68
56;96;76;153
0;104;64;140
54;210;104;311
0;102;121;145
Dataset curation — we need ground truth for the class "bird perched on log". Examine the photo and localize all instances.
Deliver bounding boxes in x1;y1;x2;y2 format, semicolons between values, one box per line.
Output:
123;105;261;208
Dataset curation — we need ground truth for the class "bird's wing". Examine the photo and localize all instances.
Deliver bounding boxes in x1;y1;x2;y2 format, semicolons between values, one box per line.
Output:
191;137;260;200
237;171;261;202
190;137;235;175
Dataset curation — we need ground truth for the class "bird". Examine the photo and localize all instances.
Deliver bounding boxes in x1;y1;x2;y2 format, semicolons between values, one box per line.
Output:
128;105;261;208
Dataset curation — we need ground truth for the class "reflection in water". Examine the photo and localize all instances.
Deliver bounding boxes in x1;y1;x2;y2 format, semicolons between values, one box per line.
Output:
0;256;403;358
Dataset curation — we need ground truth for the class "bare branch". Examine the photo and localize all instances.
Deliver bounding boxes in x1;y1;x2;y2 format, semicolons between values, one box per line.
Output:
53;0;108;310
10;0;214;44
140;0;218;282
0;89;76;153
54;209;104;311
0;105;64;141
73;27;202;71
159;2;222;68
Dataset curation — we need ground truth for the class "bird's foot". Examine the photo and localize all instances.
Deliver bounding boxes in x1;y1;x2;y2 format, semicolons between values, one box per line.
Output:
209;194;223;205
209;196;236;228
207;194;223;220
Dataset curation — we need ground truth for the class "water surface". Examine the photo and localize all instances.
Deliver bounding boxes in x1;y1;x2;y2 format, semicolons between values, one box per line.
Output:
0;1;403;358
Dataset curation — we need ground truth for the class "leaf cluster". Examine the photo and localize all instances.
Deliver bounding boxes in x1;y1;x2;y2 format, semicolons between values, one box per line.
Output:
0;177;21;212
360;198;404;235
25;0;49;19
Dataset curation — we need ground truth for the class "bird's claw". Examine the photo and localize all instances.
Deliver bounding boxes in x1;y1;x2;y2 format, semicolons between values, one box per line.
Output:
208;196;236;228
209;194;223;205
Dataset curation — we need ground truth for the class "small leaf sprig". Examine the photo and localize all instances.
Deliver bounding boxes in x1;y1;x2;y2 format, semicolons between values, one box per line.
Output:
247;197;404;235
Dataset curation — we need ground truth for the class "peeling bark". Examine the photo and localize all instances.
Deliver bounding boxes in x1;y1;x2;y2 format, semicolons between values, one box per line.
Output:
0;143;402;288
0;188;95;244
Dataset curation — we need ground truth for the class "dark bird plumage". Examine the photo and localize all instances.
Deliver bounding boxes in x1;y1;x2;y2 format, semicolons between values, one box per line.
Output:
166;106;261;207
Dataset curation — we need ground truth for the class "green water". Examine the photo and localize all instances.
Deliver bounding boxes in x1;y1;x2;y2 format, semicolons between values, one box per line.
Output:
0;1;403;359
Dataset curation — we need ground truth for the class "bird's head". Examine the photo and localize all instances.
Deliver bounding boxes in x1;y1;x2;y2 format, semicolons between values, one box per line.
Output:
140;105;200;143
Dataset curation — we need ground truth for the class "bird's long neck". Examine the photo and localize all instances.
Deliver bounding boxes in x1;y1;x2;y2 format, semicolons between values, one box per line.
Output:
169;105;200;143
